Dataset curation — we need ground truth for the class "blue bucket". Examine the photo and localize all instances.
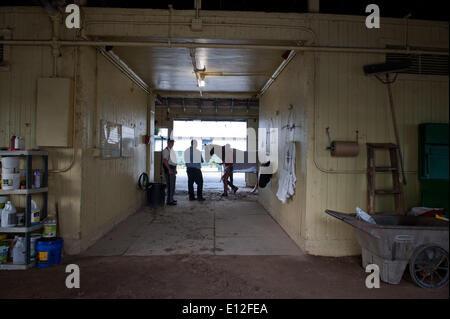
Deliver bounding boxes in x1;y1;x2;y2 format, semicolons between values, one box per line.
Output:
35;238;63;268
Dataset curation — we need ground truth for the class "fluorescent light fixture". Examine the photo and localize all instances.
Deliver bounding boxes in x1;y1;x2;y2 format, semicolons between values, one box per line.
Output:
198;79;205;87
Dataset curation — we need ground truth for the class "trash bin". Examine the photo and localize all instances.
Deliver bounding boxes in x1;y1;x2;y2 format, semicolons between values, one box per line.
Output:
138;173;166;207
147;183;166;207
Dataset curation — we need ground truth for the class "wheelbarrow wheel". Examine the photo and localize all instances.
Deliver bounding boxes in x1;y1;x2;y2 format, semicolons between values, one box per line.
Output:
409;245;449;289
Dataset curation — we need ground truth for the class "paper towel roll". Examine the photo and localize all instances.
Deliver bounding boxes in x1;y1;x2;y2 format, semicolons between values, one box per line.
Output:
331;141;360;157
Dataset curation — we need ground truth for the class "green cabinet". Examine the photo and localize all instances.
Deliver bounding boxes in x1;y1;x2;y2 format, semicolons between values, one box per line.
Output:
419;123;449;181
418;123;449;217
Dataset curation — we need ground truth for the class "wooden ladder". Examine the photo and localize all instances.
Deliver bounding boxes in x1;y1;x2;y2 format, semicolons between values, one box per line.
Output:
366;143;405;215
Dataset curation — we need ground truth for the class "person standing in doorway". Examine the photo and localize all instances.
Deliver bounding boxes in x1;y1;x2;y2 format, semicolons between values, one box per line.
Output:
184;140;205;201
220;144;238;197
163;139;178;205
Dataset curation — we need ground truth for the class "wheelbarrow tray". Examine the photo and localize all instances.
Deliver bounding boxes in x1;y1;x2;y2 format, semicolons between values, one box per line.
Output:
325;210;449;284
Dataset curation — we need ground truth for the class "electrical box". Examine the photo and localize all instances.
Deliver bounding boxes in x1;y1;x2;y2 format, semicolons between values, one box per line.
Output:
191;18;202;31
36;77;73;147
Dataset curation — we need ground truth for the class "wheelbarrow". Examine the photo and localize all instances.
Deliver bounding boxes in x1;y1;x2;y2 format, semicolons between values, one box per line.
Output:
325;210;449;289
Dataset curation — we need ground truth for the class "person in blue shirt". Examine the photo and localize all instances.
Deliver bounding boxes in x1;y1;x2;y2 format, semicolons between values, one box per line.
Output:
184;140;205;201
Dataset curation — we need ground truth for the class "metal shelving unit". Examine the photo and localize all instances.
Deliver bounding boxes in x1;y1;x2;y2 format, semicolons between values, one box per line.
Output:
0;150;48;270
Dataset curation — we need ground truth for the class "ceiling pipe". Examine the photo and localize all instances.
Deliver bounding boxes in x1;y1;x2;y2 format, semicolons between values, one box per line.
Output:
99;49;151;94
2;39;447;56
168;4;173;47
78;27;152;94
49;13;62;77
258;50;297;97
83;19;318;43
194;0;201;19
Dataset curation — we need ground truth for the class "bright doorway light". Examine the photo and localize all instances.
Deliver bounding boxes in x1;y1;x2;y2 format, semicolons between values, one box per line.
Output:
173;120;247;153
173;120;248;191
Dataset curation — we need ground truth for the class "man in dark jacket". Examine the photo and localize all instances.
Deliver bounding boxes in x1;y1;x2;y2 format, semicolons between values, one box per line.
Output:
184;140;205;201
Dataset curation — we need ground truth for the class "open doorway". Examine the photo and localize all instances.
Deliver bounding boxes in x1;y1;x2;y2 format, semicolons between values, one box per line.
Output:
172;120;248;193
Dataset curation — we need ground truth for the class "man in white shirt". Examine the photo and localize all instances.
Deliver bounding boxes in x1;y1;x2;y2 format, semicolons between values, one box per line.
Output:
162;139;178;205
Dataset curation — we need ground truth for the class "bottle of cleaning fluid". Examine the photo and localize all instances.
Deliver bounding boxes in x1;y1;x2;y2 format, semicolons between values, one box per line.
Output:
12;236;26;265
33;171;40;189
1;201;17;227
42;212;57;238
31;200;40;226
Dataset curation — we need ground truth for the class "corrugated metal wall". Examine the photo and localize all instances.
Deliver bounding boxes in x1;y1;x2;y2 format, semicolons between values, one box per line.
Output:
0;8;149;254
0;8;83;254
260;16;448;256
258;54;312;249
305;18;448;256
79;48;148;251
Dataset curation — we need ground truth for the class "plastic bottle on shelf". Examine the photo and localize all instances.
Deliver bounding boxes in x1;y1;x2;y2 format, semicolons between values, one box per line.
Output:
1;201;17;227
33;171;40;189
12;236;26;265
31;200;40;226
42;212;57;238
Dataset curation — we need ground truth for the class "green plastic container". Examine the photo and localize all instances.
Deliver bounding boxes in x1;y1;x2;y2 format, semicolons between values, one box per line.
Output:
419;123;449;180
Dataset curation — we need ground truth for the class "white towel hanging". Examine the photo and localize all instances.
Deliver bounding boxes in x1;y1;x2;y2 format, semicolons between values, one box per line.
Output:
277;108;297;203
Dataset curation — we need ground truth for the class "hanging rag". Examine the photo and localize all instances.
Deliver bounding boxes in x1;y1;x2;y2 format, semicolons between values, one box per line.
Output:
276;109;297;203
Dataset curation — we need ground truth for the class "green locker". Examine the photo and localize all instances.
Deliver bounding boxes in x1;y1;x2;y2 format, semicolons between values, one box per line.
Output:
419;123;449;180
418;123;449;217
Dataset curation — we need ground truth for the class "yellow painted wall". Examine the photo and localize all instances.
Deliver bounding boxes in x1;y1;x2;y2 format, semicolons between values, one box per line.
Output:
78;47;148;251
2;7;448;257
258;54;311;249
0;8;83;254
0;8;150;254
259;16;449;256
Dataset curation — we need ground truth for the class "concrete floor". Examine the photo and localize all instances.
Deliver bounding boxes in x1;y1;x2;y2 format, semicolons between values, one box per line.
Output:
1;188;448;299
1;255;448;299
84;188;302;256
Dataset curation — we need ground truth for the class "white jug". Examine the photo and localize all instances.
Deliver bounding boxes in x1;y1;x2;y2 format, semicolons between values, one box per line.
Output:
14;136;25;150
12;236;25;265
1;201;17;227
